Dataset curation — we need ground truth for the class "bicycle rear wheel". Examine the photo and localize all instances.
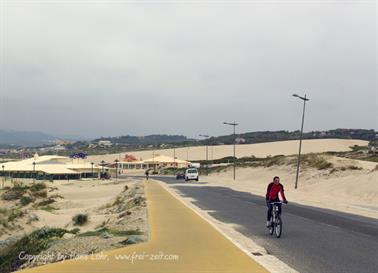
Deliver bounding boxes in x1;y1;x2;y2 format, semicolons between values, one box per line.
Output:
275;215;282;238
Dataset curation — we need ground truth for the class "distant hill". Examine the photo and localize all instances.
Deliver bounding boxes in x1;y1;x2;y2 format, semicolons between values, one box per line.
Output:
204;129;377;145
95;134;192;145
0;130;58;147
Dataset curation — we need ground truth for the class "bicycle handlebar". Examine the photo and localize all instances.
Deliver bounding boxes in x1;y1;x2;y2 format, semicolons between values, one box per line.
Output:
268;201;287;205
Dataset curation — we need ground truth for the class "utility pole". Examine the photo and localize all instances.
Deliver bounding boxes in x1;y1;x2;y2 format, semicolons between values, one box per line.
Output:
293;93;310;189
199;134;210;175
223;122;238;181
115;159;119;181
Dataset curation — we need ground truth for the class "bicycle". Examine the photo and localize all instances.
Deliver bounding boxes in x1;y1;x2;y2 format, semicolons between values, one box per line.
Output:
268;201;285;238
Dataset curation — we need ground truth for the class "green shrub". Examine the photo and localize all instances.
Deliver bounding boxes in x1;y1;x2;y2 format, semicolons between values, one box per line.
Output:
30;183;46;192
20;196;33;206
72;214;88;226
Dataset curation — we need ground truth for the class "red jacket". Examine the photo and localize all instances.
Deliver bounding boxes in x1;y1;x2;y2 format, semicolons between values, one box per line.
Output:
266;182;287;201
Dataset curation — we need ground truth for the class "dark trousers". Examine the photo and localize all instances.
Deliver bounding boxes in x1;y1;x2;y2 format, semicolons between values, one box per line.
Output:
267;199;282;221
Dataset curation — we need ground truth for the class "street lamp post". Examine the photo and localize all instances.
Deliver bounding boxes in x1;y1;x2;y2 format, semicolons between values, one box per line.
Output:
223;122;238;181
2;165;4;189
32;161;36;183
91;162;94;178
293;93;310;189
199;134;210;176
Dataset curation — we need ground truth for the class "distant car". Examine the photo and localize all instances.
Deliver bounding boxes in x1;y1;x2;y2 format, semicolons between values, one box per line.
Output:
185;168;199;182
176;171;185;180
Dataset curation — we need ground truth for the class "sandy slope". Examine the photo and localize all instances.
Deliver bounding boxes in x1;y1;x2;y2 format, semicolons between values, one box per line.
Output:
0;178;146;241
202;158;378;219
87;139;368;164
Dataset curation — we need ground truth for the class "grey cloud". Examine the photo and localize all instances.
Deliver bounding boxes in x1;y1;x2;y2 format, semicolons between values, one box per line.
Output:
0;1;376;138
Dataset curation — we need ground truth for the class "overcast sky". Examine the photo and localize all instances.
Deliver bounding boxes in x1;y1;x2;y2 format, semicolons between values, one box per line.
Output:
0;0;377;139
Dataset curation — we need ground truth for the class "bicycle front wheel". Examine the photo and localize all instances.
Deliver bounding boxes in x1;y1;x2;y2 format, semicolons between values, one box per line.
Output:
269;217;274;235
275;215;282;238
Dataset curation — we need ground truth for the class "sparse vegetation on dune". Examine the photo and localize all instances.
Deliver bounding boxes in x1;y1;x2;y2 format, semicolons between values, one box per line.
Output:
0;207;26;234
2;182;48;202
158;149;374;178
292;153;333;170
160;153;354;175
78;227;143;238
0;227;75;273
325;145;378;163
0;179;146;272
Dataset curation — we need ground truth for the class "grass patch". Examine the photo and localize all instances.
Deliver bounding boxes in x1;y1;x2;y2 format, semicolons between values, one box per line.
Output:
124;196;146;210
39;205;57;212
0;227;68;273
78;228;143;237
350;145;369;152
1;182;27;201
31;190;48;199
35;198;55;207
69;228;80;234
112;196;124;207
2;182;48;201
346;165;363;170
295;154;333;170
358;156;378;163
7;209;25;222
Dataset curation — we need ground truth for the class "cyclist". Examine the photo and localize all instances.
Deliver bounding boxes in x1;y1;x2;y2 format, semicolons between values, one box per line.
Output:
266;176;288;227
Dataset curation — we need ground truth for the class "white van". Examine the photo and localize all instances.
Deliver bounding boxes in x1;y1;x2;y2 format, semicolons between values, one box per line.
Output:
185;168;199;181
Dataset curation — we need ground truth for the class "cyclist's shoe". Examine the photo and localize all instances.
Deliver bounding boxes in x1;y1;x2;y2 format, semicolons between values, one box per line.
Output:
266;221;271;228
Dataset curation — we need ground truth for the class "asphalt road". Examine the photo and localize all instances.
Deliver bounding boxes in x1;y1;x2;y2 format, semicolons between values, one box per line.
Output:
152;175;378;273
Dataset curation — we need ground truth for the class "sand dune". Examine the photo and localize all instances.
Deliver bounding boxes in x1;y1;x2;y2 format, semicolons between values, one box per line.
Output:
88;138;368;164
202;159;378;219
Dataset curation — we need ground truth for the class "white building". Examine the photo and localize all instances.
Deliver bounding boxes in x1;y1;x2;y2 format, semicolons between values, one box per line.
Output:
118;155;190;170
98;140;112;147
1;154;102;180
